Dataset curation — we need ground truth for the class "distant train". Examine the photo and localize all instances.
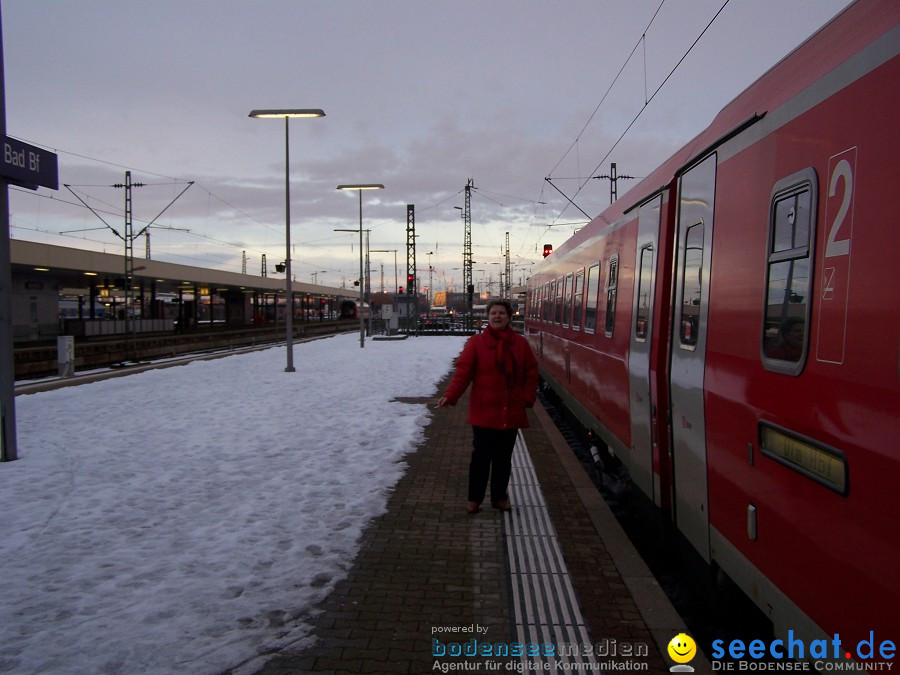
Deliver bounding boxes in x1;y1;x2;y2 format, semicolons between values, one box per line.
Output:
338;300;372;321
525;0;898;656
58;299;106;320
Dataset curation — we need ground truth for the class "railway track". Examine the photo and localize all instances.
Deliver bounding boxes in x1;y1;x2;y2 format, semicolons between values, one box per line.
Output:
536;386;777;663
14;321;353;389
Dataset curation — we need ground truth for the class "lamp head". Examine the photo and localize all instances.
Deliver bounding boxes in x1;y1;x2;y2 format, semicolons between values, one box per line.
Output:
249;109;325;118
336;184;384;191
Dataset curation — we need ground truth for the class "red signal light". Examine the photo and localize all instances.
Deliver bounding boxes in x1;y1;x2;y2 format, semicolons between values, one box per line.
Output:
543;244;553;258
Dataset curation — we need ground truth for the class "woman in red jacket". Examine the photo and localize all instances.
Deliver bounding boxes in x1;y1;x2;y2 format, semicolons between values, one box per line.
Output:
438;299;539;514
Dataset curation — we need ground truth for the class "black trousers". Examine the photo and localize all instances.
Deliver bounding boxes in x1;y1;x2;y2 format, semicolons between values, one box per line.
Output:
468;426;519;503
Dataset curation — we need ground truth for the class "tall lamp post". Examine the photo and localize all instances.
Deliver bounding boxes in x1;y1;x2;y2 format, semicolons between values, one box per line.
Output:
426;251;434;310
370;249;398;294
249;108;325;372
334;228;364;340
336;184;384;348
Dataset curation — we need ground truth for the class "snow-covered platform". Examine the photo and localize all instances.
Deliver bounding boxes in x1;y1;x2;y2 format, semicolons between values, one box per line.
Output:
256;368;700;674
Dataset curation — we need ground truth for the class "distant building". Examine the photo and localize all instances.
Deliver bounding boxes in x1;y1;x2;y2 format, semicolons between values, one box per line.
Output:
431;291;470;314
380;291;426;318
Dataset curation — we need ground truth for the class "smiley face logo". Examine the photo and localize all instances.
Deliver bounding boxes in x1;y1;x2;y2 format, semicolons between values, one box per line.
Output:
667;633;697;664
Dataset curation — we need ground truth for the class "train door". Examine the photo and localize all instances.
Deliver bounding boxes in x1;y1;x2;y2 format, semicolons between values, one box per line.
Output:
627;196;662;503
669;153;716;562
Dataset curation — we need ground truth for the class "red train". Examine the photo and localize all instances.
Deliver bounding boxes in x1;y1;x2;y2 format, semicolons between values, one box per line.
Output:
525;0;899;657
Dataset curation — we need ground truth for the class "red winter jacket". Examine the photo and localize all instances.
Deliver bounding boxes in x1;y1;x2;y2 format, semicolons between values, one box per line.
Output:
443;327;539;430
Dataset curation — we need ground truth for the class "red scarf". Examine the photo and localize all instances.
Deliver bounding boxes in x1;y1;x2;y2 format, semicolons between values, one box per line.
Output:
488;326;517;386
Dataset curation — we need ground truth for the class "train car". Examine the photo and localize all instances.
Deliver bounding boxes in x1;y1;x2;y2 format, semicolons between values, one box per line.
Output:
525;0;899;656
339;300;358;320
339;300;373;320
58;298;106;320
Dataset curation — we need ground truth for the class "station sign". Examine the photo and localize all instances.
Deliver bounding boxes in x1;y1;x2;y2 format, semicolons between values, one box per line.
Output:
1;136;58;190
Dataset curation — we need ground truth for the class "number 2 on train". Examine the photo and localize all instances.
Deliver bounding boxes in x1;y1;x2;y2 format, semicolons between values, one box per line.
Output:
816;147;856;364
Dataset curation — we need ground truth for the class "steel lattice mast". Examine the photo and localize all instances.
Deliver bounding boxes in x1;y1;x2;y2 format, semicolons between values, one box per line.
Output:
406;204;417;330
463;178;473;322
504;231;511;299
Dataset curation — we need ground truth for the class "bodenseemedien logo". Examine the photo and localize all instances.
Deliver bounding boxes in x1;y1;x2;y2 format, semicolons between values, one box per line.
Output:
668;633;697;672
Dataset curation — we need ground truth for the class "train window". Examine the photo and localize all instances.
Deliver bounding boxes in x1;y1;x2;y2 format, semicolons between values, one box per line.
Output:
680;224;704;347
571;270;584;330
544;280;554;322
635;245;654;341
562;274;573;327
604;255;619;337
762;172;816;373
555;276;565;325
542;283;549;321
584;263;600;333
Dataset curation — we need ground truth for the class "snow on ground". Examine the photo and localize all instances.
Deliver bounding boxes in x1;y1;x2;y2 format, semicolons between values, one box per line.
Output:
0;333;467;674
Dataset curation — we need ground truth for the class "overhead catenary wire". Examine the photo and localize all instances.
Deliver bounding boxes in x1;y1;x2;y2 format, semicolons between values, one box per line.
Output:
10;155;295;271
11;143;400;286
544;0;732;224
12;140;362;264
9;137;188;183
545;0;668;179
574;0;733;197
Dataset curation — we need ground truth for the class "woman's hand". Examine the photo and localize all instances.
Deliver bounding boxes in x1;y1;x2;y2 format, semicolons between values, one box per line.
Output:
438;397;450;407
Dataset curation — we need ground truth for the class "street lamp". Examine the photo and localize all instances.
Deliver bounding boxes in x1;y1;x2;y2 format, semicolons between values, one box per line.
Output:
370;249;398;294
426;251;434;310
249;108;325;372
336;184;384;348
335;227;370;342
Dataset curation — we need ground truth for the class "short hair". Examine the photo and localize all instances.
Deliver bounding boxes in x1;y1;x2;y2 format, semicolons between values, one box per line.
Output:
486;299;513;318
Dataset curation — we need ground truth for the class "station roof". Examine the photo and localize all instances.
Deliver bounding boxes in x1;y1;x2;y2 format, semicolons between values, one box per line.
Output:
10;240;356;299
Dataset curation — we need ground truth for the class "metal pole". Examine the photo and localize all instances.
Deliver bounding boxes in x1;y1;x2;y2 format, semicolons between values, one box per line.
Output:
371;249;398;294
463;180;473;329
0;5;16;461
406;204;417;335
358;191;364;348
124;171;136;362
365;229;372;338
284;116;295;372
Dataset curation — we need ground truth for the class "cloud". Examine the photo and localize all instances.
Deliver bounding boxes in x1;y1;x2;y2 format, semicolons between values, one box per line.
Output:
5;0;851;287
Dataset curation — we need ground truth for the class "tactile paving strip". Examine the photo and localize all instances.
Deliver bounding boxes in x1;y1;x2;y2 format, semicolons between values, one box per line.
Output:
505;431;604;673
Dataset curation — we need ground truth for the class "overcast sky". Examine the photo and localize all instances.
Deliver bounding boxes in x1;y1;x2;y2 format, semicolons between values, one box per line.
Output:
3;0;852;293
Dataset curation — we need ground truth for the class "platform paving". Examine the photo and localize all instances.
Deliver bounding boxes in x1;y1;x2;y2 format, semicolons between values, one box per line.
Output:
254;371;692;674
